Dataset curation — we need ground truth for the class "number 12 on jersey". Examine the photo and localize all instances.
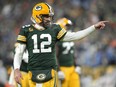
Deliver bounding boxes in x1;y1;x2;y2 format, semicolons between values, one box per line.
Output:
32;34;52;53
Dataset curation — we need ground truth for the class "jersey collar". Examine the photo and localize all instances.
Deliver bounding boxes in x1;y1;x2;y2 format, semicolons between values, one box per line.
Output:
33;24;45;31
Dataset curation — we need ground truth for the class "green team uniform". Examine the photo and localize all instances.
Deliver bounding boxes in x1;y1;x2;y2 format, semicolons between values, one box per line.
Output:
57;41;80;87
17;24;66;71
16;24;67;87
57;41;75;66
20;60;28;72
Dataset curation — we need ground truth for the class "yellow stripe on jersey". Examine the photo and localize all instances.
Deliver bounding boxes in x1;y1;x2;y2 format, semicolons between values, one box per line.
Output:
57;29;66;39
17;35;26;42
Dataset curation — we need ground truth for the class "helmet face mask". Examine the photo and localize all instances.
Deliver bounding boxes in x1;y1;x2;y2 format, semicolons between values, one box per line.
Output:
31;2;54;24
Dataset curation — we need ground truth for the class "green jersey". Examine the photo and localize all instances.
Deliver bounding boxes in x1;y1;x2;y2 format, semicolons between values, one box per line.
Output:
17;24;66;71
57;41;75;66
20;60;28;72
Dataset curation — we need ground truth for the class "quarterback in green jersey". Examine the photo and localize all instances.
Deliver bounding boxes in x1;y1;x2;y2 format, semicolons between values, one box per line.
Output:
56;18;80;87
13;2;108;87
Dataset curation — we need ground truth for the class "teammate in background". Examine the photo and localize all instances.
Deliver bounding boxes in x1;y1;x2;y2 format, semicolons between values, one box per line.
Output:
13;2;108;87
9;43;29;87
56;18;81;87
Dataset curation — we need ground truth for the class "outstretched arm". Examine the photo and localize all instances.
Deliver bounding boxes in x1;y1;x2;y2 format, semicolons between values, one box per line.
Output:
63;21;108;41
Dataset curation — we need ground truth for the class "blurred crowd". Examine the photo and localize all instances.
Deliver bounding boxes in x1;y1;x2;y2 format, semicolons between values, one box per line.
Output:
0;0;116;87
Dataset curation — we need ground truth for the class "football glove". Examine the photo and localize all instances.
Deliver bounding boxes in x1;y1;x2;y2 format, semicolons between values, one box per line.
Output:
75;66;81;75
58;71;65;80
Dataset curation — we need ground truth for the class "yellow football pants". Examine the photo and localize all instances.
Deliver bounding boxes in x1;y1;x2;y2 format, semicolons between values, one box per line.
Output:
60;66;80;87
20;71;29;87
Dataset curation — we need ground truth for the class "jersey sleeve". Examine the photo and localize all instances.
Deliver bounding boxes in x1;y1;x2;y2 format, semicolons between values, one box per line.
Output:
56;24;67;40
17;27;27;44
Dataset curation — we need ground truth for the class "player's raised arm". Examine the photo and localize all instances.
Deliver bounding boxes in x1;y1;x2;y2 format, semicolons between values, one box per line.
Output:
63;21;109;41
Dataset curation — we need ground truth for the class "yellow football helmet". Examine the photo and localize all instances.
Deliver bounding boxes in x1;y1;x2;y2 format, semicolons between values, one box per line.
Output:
56;18;72;29
31;2;54;24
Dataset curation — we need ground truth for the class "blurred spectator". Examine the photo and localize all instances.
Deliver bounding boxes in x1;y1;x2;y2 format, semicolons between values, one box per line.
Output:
106;40;116;65
0;60;8;87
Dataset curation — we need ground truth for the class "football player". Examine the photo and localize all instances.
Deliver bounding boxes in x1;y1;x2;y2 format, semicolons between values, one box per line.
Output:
13;2;108;87
56;18;81;87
